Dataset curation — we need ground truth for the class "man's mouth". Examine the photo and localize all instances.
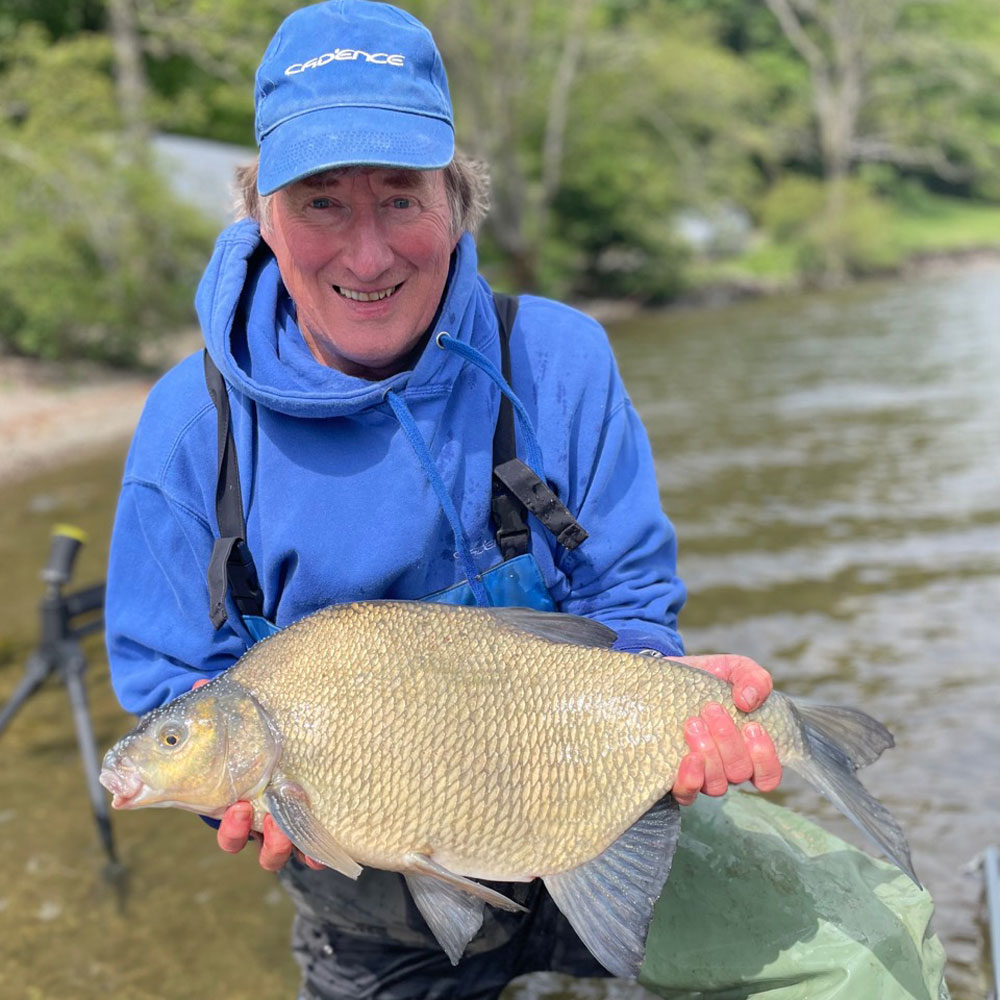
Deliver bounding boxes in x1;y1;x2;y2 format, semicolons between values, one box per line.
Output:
335;283;402;302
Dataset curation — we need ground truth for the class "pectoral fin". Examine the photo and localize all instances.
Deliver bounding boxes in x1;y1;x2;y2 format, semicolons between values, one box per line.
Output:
263;780;362;880
403;854;527;965
543;795;681;980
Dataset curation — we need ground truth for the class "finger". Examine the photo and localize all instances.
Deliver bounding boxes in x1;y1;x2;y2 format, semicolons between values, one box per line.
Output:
674;655;773;713
674;654;732;683
671;752;705;807
702;703;753;785
258;813;295;872
727;659;773;713
743;723;783;792
217;802;253;854
192;678;210;690
295;849;326;871
684;716;727;796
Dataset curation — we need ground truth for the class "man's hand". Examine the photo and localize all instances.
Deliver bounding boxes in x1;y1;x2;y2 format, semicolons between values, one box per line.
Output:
669;654;783;807
192;678;323;872
216;802;325;872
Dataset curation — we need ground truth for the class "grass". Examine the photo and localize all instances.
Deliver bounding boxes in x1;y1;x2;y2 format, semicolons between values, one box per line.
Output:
683;193;1000;293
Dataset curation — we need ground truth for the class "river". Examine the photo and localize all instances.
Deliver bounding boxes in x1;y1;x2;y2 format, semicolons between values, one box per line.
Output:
0;262;997;998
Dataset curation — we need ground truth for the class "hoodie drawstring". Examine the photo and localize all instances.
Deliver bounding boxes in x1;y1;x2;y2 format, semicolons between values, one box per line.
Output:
384;330;553;608
435;333;545;476
384;389;492;607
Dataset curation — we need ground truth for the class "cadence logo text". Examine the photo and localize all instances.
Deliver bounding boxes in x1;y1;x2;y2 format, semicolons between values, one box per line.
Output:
285;49;406;75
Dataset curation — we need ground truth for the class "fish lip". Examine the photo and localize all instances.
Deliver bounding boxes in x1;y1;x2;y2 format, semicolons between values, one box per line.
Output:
99;754;145;809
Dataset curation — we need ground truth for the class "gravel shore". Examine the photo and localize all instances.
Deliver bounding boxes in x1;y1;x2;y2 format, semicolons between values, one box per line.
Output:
0;335;201;487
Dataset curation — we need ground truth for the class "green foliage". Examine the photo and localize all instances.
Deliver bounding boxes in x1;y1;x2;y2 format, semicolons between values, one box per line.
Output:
757;175;901;280
138;0;301;143
0;25;213;364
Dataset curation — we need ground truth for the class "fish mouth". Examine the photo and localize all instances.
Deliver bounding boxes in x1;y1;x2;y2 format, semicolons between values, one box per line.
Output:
99;752;146;809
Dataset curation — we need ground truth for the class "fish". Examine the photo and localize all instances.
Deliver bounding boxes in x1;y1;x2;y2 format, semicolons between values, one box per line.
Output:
100;600;918;979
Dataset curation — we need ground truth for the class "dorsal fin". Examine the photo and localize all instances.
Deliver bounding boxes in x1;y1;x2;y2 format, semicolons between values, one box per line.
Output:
484;607;618;648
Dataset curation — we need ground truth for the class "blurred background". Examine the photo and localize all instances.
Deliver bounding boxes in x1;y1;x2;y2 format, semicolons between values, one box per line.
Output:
0;1;998;998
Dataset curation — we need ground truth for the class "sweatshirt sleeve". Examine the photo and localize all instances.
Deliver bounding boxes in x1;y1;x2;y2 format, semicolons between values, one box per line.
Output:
528;304;687;656
104;378;250;716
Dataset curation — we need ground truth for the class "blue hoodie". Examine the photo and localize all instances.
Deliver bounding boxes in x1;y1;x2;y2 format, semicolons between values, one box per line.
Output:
105;220;686;715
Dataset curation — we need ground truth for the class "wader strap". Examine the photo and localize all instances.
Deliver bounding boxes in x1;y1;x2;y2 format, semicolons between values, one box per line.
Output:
490;292;532;560
203;351;264;629
493;458;589;551
488;293;588;558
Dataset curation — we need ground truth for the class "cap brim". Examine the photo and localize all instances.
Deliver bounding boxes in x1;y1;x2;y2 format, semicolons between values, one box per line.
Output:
257;105;454;195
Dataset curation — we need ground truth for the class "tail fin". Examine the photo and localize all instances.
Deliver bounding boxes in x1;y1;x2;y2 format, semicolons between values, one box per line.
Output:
787;699;920;886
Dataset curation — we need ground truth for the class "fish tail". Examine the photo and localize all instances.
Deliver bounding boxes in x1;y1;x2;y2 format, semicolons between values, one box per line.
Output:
784;698;920;887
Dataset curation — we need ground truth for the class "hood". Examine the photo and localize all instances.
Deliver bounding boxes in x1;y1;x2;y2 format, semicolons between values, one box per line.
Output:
195;218;489;418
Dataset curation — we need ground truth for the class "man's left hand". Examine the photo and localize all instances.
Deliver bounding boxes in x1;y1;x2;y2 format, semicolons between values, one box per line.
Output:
669;654;783;807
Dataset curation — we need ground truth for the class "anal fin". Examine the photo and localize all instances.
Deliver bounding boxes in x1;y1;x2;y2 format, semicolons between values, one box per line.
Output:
403;853;527;965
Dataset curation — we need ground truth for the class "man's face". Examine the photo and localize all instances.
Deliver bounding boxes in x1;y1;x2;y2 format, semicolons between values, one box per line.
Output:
262;167;459;380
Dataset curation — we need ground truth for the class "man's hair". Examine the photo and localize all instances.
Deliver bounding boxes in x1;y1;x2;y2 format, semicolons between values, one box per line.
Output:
234;151;490;237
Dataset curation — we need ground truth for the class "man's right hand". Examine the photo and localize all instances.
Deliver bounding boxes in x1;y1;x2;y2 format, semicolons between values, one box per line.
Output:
216;802;324;872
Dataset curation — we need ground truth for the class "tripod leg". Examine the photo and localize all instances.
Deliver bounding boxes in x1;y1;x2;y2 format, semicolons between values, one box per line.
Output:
0;651;54;736
62;651;118;865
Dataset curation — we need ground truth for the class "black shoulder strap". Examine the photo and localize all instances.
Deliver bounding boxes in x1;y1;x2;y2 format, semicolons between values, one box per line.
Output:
490;293;531;560
489;294;588;559
203;351;264;629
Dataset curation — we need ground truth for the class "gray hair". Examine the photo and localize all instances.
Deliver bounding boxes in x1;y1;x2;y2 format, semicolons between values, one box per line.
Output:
234;151;491;237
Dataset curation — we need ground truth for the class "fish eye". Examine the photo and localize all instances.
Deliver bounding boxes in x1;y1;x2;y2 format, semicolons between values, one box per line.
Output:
157;722;188;750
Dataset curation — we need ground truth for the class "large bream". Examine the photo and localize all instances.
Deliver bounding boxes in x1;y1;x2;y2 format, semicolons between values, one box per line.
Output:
100;601;918;978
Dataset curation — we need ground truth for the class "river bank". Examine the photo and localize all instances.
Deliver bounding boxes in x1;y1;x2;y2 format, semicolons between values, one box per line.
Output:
0;331;202;487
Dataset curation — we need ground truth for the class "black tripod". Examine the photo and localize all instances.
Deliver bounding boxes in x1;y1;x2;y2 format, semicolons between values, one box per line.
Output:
0;526;120;874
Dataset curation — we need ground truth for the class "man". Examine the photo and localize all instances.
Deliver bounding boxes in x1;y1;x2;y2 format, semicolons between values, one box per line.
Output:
105;3;942;999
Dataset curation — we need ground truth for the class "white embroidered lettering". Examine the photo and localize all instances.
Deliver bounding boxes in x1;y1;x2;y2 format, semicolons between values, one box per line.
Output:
284;49;406;74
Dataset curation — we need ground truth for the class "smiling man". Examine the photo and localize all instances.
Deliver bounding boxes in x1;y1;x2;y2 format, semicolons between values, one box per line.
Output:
104;3;794;999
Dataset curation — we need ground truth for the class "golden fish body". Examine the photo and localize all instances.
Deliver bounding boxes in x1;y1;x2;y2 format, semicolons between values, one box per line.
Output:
101;600;914;979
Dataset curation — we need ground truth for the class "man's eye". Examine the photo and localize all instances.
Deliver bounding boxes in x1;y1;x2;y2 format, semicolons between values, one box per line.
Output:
391;197;412;210
310;198;332;210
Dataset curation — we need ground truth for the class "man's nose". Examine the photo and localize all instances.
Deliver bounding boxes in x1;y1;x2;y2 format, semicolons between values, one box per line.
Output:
341;211;395;281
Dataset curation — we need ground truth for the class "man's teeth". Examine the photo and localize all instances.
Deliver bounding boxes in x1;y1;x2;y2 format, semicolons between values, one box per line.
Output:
336;284;400;302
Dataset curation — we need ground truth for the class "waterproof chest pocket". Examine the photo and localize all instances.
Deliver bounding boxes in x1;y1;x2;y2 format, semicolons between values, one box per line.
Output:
420;553;555;611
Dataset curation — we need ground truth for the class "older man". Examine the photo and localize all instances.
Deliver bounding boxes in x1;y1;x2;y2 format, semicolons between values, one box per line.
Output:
104;3;866;998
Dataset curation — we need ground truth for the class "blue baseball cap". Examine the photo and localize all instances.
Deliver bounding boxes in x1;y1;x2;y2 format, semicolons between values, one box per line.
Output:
254;1;455;195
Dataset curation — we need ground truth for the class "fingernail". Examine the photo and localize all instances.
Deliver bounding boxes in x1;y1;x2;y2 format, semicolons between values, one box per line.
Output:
687;718;706;735
743;686;758;707
744;723;761;739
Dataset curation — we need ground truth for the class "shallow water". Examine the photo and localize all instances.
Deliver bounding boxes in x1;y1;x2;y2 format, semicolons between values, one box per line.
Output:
0;263;997;998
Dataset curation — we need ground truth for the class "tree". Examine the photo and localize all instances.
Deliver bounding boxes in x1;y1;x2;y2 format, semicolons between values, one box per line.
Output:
0;25;212;363
761;0;999;281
